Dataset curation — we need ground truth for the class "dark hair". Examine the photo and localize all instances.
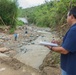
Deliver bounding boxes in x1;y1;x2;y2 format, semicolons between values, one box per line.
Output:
69;6;76;19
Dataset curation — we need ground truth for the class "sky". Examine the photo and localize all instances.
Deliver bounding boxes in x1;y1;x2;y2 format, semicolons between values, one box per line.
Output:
18;0;47;8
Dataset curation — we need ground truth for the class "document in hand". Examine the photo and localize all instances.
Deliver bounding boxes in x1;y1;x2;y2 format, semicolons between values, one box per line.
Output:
39;41;58;47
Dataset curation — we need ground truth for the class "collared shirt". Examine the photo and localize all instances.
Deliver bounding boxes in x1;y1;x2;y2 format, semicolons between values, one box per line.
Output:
61;23;76;75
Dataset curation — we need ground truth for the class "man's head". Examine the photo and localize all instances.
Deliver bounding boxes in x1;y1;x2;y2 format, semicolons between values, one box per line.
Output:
67;6;76;25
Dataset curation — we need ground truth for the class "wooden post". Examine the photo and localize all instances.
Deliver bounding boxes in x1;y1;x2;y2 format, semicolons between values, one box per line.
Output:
0;16;6;26
69;0;72;9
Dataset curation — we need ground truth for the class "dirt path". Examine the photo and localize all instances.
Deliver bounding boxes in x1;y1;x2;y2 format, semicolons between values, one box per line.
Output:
0;54;41;75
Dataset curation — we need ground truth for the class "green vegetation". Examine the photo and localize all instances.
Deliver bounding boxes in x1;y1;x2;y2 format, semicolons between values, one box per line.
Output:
0;0;76;33
19;0;76;27
9;27;15;34
16;20;24;26
0;0;18;33
18;2;76;66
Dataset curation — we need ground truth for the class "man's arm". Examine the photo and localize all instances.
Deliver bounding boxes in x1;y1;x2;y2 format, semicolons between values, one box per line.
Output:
52;46;69;54
46;45;69;54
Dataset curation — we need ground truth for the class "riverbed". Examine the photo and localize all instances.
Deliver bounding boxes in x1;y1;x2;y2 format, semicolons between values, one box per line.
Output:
0;25;59;75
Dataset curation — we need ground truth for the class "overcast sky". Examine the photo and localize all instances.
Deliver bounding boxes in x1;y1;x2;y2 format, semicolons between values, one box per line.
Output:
18;0;47;8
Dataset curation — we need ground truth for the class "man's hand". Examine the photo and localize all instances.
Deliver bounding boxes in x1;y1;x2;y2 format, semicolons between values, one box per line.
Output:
45;45;52;50
51;40;61;45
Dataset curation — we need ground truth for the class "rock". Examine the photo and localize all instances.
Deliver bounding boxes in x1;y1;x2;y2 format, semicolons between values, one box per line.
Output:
5;50;17;57
0;47;9;53
0;39;4;42
36;35;39;37
0;53;9;57
20;46;27;53
31;42;35;44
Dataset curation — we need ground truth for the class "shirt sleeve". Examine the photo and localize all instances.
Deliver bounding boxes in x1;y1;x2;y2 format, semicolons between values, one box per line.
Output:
62;28;76;53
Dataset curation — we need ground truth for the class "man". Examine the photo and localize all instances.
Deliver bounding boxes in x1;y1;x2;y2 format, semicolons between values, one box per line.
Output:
46;6;76;75
14;33;18;41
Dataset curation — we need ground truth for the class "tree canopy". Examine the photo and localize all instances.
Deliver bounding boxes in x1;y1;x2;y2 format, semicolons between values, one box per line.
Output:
0;0;18;29
19;0;76;27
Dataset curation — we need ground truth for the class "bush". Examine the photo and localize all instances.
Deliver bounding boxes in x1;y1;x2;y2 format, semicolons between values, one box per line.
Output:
16;20;24;26
9;28;15;34
0;0;18;29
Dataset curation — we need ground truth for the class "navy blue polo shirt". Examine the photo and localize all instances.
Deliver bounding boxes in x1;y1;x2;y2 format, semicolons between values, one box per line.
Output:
61;23;76;75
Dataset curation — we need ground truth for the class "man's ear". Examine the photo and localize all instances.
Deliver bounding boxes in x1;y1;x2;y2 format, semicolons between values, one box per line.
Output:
71;14;75;19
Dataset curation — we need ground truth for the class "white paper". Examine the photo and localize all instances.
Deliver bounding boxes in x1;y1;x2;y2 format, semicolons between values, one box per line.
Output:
39;41;58;47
